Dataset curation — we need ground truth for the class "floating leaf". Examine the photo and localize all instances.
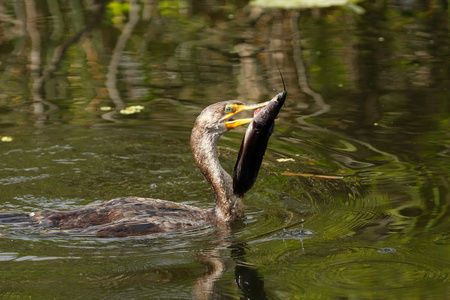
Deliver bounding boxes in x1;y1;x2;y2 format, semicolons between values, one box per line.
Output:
1;136;13;142
277;158;295;162
99;106;113;111
120;105;145;115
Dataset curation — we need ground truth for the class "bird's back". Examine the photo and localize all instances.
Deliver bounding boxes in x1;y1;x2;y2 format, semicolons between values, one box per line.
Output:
3;197;213;237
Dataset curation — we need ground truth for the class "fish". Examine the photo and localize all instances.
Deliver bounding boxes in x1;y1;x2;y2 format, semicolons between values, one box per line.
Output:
233;72;287;196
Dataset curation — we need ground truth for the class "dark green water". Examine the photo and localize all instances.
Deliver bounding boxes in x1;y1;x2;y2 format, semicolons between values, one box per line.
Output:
0;1;449;299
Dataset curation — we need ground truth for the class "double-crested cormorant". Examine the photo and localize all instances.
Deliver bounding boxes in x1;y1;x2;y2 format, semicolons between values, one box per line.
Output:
1;79;287;237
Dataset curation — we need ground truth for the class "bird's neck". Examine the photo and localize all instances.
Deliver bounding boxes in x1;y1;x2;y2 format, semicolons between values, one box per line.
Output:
191;127;244;222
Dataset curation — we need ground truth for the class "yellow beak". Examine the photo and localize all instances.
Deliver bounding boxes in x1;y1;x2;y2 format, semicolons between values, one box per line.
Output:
224;101;269;131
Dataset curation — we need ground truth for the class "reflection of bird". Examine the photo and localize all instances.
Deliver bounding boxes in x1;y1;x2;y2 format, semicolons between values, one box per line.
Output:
1;100;271;237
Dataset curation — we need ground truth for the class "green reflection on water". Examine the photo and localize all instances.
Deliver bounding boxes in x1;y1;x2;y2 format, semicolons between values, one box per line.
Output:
0;0;449;299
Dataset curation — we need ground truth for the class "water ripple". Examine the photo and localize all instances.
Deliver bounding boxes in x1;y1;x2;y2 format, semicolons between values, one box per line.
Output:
0;174;50;185
259;242;449;299
313;259;448;291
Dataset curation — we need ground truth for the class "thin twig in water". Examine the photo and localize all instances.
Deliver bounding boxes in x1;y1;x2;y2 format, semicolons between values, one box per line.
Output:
281;172;344;179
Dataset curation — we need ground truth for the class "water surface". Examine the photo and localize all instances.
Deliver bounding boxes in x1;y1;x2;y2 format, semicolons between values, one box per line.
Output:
0;1;449;299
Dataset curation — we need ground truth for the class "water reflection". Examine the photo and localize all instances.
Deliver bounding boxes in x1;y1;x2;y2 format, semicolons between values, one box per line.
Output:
0;0;449;299
193;243;268;300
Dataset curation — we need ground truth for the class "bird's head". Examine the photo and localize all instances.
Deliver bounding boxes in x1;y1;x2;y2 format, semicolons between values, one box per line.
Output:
195;100;269;136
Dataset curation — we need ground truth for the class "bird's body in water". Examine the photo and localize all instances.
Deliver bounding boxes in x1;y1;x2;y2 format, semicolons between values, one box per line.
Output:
1;83;287;237
29;197;214;237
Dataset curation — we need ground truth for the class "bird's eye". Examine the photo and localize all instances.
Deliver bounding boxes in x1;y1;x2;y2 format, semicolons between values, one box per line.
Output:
226;106;234;113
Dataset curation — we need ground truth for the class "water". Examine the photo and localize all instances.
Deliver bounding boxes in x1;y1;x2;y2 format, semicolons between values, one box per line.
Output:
0;1;449;299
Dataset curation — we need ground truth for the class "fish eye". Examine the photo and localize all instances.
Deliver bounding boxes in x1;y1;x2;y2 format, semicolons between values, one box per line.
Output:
226;106;234;113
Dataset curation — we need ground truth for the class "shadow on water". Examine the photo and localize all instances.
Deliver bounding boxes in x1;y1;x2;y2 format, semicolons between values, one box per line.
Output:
0;0;449;299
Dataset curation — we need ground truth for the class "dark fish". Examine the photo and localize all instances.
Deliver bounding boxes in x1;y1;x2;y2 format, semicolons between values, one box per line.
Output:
233;73;287;196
